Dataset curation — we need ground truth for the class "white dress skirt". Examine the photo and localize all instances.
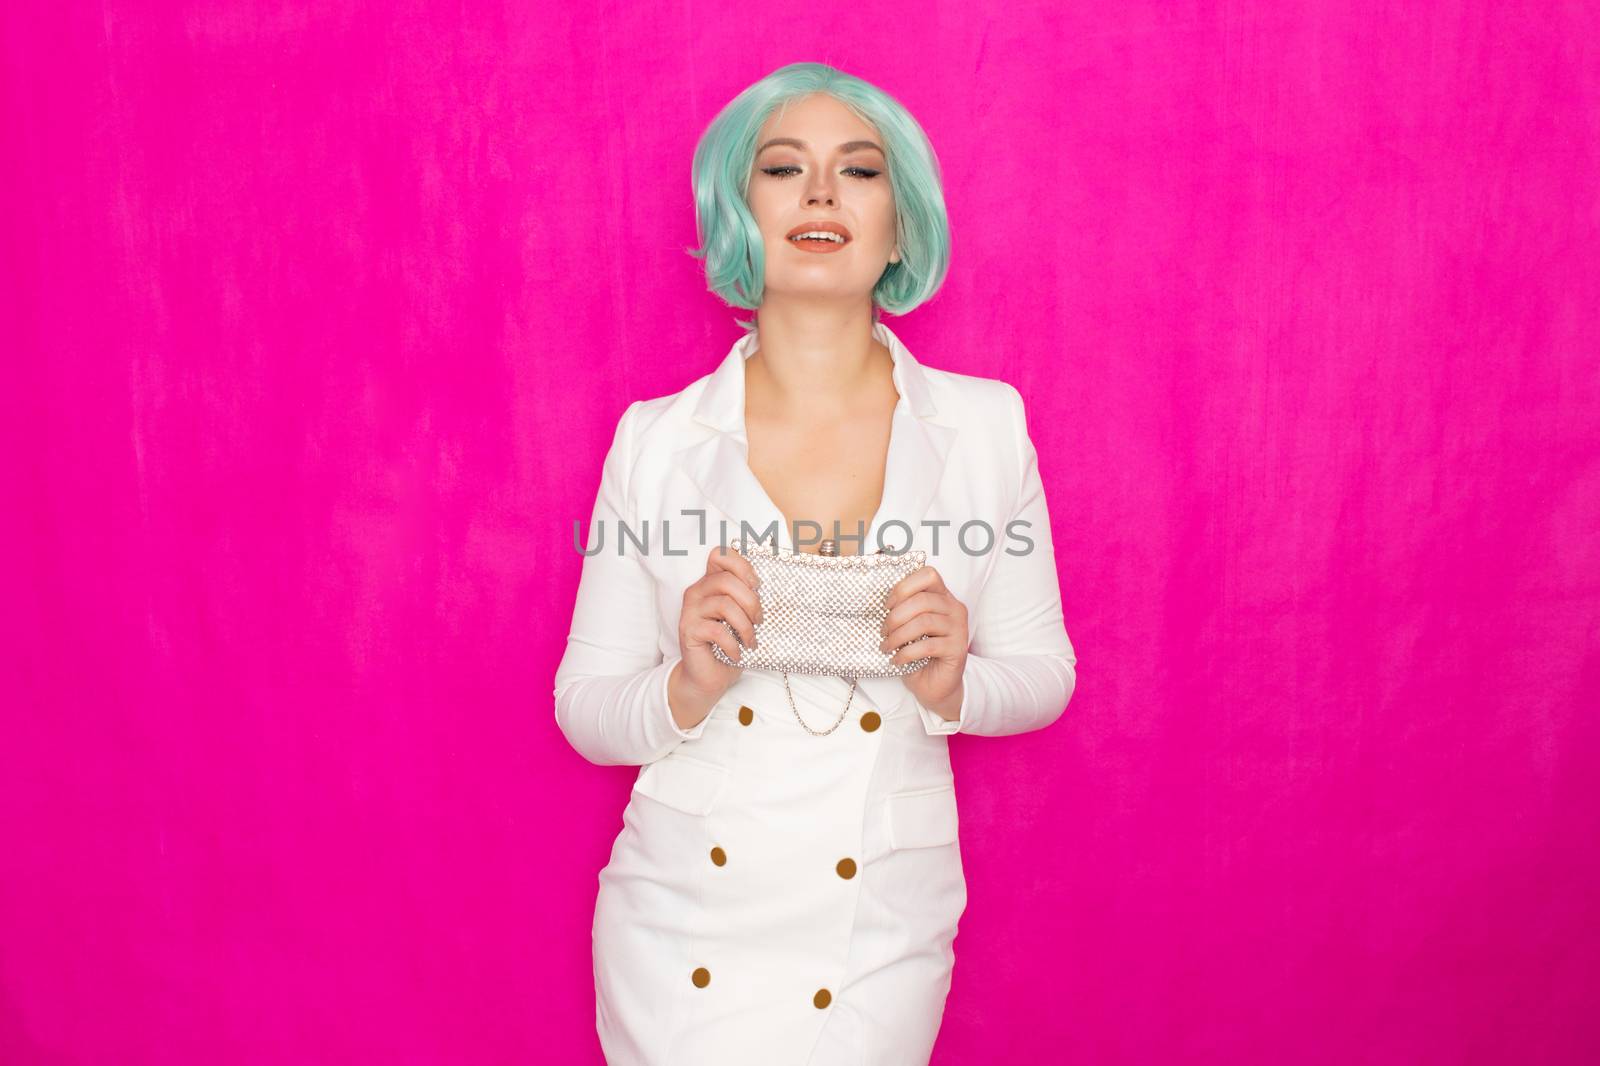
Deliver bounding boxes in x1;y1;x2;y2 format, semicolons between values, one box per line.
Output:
591;667;968;1066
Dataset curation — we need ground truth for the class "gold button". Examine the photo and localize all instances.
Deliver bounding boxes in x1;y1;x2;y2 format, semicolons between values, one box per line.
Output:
836;857;857;879
692;967;711;988
859;710;881;732
738;705;754;726
813;988;832;1009
710;846;727;867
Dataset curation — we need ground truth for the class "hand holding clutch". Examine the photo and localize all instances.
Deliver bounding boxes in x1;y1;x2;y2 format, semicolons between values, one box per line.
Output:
705;534;934;736
708;535;935;680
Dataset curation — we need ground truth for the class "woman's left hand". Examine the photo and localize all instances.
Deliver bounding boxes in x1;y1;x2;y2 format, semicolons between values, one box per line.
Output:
879;564;968;722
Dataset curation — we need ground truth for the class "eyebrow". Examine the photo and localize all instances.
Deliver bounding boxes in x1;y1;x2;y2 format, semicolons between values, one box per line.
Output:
756;137;885;157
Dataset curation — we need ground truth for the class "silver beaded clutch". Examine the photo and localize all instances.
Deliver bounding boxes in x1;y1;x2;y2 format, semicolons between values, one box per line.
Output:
709;534;934;679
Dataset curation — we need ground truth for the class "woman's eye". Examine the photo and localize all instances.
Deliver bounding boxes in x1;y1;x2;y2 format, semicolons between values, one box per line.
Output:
760;166;881;179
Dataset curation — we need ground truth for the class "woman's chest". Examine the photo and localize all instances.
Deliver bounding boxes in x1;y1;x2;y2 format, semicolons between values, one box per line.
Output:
745;415;894;550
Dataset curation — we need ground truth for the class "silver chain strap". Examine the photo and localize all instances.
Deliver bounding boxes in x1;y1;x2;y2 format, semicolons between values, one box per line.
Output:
783;672;856;736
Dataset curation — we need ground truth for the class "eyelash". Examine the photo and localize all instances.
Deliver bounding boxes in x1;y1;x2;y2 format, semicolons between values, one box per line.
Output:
760;165;882;180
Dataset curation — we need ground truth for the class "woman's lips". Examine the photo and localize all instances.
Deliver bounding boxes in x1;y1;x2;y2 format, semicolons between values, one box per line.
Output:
788;234;849;253
786;222;852;253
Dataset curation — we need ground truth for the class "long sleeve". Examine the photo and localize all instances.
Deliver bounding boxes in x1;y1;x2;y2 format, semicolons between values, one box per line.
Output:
914;384;1079;737
553;401;709;766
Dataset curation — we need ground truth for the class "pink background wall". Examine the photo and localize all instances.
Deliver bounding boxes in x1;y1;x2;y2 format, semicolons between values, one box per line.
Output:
4;3;1597;1064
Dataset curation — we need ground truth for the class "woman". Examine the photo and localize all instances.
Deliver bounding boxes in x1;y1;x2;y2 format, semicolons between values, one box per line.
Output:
554;62;1077;1066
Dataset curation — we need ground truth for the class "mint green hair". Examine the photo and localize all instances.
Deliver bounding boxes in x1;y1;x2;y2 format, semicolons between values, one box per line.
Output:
687;62;952;332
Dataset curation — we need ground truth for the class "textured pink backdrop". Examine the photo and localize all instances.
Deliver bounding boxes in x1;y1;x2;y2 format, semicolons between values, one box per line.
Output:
3;3;1598;1064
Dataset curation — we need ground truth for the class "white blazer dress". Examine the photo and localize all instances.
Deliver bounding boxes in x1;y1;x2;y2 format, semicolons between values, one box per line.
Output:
553;320;1078;1065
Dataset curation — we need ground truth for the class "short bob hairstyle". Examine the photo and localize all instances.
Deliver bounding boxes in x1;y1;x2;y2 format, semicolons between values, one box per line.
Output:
688;62;952;332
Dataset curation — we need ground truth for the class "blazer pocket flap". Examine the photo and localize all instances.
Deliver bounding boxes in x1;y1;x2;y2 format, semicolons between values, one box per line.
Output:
633;752;731;816
887;784;959;849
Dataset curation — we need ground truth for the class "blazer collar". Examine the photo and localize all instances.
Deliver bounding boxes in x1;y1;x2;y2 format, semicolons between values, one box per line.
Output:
676;320;957;557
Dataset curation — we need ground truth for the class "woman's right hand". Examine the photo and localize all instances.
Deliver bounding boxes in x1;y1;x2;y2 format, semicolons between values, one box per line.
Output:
667;545;764;729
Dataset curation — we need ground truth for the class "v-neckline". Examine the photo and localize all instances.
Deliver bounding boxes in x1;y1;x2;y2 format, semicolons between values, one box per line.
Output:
734;342;905;557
